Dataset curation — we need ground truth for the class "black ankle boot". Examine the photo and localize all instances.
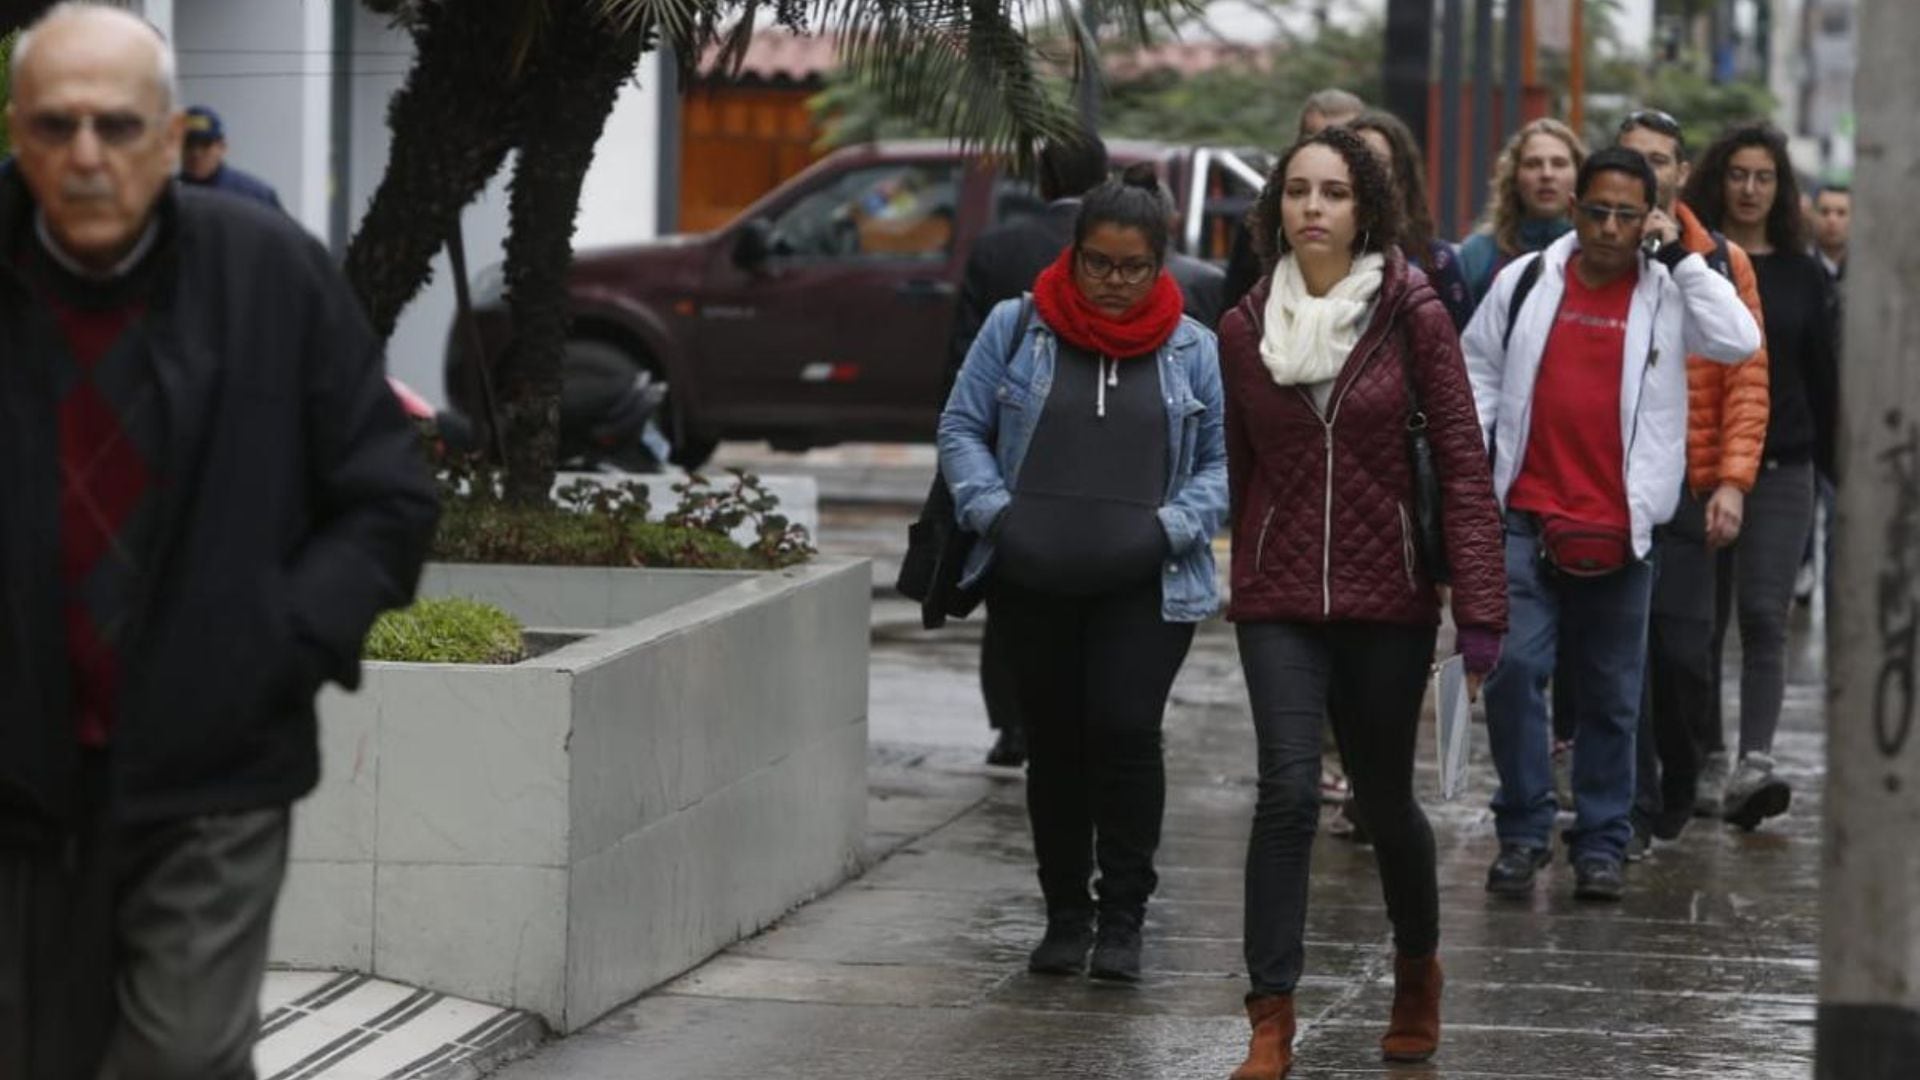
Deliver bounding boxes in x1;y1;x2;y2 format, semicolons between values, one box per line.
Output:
1028;911;1095;975
1089;911;1143;983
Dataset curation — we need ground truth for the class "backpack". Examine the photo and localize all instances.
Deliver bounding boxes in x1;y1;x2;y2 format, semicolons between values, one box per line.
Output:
897;297;1035;628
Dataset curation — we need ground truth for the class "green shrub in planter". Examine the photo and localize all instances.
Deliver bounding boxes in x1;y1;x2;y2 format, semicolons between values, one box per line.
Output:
365;596;525;665
429;467;814;571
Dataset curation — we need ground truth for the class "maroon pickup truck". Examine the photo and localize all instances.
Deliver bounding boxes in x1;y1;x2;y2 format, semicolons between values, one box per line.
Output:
446;139;1269;468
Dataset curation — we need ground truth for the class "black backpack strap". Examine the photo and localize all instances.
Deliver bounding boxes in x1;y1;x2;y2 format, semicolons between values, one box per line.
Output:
1501;253;1545;352
1012;293;1034;350
1706;231;1733;280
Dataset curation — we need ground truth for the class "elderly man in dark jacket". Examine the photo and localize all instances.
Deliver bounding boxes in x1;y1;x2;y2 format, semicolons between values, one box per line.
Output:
0;7;437;1079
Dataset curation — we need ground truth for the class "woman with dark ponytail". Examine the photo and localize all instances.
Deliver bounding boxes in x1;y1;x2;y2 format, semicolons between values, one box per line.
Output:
938;162;1228;982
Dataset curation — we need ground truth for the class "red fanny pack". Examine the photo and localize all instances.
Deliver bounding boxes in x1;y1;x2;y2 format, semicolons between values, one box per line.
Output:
1539;516;1632;577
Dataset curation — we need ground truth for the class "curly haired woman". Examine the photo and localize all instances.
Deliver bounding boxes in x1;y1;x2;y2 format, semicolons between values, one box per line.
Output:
1218;127;1509;1079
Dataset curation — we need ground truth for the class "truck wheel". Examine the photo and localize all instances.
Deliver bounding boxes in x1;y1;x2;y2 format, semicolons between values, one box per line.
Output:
563;339;714;472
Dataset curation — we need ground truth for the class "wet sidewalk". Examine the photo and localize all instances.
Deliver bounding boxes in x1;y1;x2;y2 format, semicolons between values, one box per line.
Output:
493;613;1824;1079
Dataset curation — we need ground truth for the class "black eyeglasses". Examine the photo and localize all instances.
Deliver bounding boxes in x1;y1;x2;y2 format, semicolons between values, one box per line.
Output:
1578;202;1647;226
1077;249;1159;286
23;109;153;148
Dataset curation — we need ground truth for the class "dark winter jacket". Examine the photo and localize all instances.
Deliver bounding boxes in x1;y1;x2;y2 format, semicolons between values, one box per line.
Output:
1219;247;1507;633
0;175;438;840
180;162;283;211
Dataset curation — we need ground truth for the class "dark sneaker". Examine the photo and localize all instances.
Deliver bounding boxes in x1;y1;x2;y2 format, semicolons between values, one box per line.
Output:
1027;913;1094;975
1485;843;1551;897
1088;916;1143;983
1573;857;1625;902
1624;829;1653;863
1651;802;1692;842
1723;754;1792;831
985;727;1027;768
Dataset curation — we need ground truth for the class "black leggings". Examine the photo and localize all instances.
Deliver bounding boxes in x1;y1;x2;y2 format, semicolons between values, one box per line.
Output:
987;579;1195;920
1239;620;1439;996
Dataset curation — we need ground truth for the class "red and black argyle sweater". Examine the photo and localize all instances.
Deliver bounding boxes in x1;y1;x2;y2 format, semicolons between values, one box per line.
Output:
24;244;163;748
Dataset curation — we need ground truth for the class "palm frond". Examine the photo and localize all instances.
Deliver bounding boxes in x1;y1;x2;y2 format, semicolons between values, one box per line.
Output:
807;0;1196;164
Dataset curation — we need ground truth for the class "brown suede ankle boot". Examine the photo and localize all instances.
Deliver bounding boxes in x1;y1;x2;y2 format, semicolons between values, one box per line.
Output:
1381;953;1443;1062
1229;994;1294;1080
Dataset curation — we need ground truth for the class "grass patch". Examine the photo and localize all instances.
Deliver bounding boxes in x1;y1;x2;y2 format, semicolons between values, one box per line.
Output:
365;596;525;664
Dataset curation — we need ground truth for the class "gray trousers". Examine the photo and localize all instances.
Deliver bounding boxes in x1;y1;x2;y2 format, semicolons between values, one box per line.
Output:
0;771;289;1080
1707;460;1817;757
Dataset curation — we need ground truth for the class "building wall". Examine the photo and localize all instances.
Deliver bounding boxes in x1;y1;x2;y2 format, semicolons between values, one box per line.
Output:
171;0;333;237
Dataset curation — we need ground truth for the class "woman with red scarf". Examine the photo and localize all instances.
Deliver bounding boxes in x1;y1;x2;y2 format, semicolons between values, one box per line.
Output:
938;164;1228;983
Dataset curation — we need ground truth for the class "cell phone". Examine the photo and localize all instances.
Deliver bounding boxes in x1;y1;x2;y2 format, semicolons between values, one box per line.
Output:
1642;234;1664;257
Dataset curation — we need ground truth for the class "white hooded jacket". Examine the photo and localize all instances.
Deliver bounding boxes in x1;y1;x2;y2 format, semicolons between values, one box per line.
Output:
1461;231;1763;557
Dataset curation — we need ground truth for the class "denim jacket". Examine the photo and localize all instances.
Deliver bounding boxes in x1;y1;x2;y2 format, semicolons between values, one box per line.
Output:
936;296;1228;623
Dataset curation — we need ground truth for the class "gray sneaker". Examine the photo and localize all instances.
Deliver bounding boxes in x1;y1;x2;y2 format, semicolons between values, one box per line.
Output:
1723;753;1792;831
1695;750;1731;818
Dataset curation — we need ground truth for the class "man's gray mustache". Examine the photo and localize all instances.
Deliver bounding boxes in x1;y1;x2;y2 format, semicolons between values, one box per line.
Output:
61;181;115;201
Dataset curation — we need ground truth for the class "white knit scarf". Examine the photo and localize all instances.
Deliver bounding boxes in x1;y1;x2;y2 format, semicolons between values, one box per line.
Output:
1258;251;1386;387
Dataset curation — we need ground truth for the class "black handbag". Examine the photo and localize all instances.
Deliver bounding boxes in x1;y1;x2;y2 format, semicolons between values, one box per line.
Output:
897;298;1033;628
1394;332;1451;584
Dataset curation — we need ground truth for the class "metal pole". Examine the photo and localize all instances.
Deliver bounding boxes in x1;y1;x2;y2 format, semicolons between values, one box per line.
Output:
655;50;682;236
1503;0;1524;137
1568;0;1585;135
327;0;354;258
1439;0;1465;239
1471;0;1496;224
1382;0;1436;151
1818;0;1920;1074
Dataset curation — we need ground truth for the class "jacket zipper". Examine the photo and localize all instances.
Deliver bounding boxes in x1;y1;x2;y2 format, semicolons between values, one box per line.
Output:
1254;503;1277;573
1398;502;1416;591
1306;304;1404;618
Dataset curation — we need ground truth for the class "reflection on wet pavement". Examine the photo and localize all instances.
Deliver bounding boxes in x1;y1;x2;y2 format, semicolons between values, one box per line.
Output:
496;601;1826;1079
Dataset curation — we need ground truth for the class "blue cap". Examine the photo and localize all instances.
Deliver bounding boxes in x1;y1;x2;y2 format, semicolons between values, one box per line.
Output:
185;105;225;142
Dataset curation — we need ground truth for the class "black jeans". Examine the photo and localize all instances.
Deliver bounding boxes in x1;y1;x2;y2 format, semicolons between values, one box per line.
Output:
0;758;290;1080
1239;620;1439;997
1635;490;1715;833
988;579;1195;920
1707;461;1816;757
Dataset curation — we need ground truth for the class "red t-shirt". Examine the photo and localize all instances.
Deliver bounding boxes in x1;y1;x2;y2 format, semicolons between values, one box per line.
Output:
1507;263;1637;530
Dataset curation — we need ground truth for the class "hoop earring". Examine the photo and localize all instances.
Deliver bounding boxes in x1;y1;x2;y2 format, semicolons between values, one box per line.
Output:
1360;230;1371;252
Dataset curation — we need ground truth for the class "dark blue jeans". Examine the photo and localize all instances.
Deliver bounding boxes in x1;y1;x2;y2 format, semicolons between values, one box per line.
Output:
1485;515;1655;863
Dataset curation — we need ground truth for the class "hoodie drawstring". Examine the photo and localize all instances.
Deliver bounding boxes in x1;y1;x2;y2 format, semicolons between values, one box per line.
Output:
1096;356;1118;418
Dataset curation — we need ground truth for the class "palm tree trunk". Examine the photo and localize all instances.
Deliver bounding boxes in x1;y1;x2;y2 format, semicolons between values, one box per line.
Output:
344;1;521;340
496;3;648;505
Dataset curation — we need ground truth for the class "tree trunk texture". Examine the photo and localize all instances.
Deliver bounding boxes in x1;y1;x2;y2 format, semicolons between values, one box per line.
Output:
343;1;521;340
496;2;649;505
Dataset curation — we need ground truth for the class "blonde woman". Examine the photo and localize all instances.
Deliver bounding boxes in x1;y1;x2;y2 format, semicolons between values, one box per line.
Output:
1458;118;1589;307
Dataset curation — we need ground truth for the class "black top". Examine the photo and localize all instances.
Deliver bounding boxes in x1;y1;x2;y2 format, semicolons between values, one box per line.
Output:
994;342;1169;596
1749;250;1839;474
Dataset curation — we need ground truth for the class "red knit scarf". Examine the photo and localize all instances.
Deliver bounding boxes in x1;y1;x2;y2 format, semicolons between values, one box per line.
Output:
1032;246;1185;359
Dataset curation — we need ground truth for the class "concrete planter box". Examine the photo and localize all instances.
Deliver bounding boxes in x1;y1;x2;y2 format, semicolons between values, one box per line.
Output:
271;558;871;1032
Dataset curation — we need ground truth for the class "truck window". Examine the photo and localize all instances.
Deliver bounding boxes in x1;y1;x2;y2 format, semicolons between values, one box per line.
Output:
769;163;962;261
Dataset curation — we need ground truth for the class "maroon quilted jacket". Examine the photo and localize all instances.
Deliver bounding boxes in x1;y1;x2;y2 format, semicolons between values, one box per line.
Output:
1220;248;1507;633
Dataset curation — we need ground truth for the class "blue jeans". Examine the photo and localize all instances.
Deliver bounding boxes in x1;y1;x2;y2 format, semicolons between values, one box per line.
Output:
1485;515;1655;863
